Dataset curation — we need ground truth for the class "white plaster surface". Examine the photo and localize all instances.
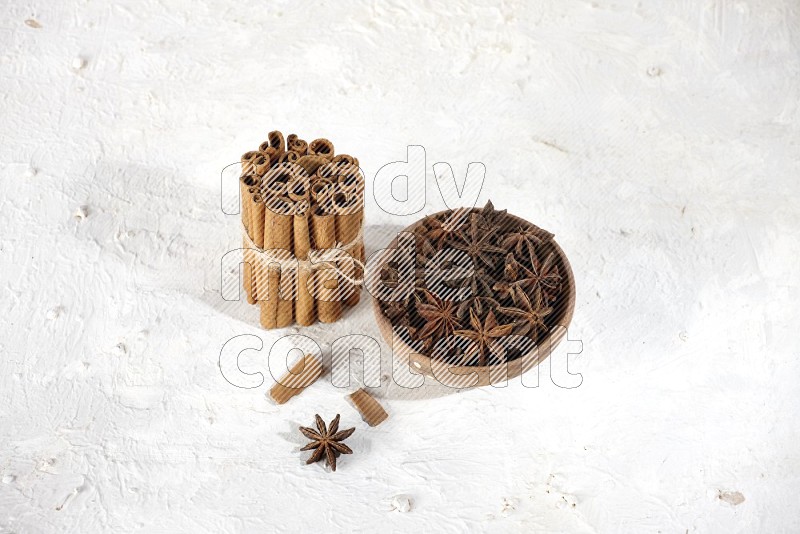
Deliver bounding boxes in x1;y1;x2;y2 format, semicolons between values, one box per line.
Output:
1;0;799;532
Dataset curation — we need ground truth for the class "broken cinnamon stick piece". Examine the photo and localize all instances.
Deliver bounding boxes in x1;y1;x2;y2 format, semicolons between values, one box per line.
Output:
347;388;388;426
269;354;324;404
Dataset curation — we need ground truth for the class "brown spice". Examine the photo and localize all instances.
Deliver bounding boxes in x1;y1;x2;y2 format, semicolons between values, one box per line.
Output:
299;414;355;472
348;389;388;427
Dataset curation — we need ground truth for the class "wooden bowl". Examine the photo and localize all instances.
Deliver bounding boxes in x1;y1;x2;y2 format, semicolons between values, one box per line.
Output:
371;209;576;388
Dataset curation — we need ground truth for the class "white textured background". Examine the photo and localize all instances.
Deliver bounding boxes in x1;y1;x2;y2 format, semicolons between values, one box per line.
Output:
1;0;799;532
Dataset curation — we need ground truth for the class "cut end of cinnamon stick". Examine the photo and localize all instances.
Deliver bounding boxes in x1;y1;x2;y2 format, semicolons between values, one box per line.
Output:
268;130;285;153
347;388;388;427
309;138;334;158
269;354;324;404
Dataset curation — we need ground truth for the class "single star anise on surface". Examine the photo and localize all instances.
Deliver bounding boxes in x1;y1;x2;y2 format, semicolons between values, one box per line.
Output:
501;224;554;257
498;289;553;338
299;414;355;472
453;309;515;366
447;213;506;269
413;289;462;341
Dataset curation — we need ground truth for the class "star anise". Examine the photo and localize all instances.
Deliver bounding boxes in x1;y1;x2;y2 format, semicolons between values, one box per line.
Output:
380;261;400;288
413;289;462;341
424;208;471;246
457;296;501;322
475;200;507;230
501;224;554;257
452;267;500;319
299;414;355;472
447;213;506;269
498;290;553;338
515;249;562;305
493;254;529;305
415;234;437;264
453;309;515;366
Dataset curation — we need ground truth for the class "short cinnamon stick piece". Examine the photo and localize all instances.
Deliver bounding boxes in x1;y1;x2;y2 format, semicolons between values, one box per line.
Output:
347;388;388;427
269;354;324;404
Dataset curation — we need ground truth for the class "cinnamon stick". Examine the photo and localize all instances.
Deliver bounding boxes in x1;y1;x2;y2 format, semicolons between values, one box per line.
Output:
316;162;336;181
268;130;285;153
252;194;267;248
311;205;342;323
241;151;259;175
250;193;266;301
242;235;254;304
288;136;308;155
260;145;279;167
308;138;334;159
260;197;292;329
239;174;257;237
296;155;329;177
347;388;388;426
240;175;258;304
259;267;279;328
263;163;297;198
253;153;270;176
271;199;294;328
332;153;358;168
248;193;264;304
293;200;315;326
333;193;362;307
310;179;334;208
287;175;310;203
278;151;299;165
268;354;323;404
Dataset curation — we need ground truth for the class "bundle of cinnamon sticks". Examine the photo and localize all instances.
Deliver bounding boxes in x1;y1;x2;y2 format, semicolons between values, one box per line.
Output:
239;131;365;329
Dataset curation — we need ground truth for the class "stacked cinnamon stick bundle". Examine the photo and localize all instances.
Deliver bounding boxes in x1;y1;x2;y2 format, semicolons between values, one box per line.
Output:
239;131;365;329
